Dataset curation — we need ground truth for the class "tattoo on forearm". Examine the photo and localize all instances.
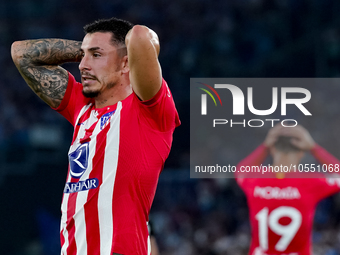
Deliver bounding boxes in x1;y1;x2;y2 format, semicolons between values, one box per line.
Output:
14;39;82;107
20;39;82;65
22;65;69;108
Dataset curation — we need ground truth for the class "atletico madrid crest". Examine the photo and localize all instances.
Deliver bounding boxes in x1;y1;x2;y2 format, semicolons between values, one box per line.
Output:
100;110;115;130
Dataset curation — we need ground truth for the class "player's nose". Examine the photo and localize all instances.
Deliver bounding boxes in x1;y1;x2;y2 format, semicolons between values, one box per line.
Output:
79;54;90;71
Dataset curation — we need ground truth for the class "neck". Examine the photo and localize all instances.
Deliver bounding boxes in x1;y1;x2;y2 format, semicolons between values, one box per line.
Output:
94;76;132;108
273;152;301;168
273;153;301;179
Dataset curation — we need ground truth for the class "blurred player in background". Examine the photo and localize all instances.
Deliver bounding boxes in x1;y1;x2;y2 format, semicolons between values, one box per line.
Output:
11;17;180;255
235;124;340;255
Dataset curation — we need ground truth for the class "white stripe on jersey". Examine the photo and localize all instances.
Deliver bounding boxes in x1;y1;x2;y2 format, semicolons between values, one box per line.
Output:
74;199;87;255
147;221;151;255
147;236;151;255
61;180;70;255
98;102;122;255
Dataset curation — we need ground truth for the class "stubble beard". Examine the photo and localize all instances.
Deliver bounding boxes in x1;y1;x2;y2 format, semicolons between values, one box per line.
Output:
82;89;100;98
82;81;117;98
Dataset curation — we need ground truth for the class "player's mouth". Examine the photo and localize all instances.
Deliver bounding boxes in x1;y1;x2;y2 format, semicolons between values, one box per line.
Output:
82;74;97;84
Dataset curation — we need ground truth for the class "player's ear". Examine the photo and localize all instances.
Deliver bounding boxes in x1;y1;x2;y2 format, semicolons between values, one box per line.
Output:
121;55;129;74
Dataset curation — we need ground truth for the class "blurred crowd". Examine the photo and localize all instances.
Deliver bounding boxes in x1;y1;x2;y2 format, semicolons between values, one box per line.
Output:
1;0;340;254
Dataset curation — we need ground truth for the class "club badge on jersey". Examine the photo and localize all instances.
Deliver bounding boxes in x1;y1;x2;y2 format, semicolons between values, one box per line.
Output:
100;110;115;130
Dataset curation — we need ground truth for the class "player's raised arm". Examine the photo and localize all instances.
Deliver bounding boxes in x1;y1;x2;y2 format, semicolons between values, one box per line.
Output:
11;39;82;108
125;25;162;101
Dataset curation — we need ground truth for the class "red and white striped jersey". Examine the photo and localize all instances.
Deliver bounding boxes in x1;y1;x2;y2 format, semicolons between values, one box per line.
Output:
54;73;180;255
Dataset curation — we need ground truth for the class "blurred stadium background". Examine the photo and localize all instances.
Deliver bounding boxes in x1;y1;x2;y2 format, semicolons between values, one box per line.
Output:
1;0;340;254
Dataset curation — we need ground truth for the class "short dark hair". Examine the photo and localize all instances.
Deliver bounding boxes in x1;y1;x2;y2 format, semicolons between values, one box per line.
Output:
274;136;301;153
83;17;133;47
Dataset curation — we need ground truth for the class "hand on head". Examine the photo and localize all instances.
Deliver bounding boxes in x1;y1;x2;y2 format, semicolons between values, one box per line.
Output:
264;124;285;148
279;125;315;151
264;124;315;151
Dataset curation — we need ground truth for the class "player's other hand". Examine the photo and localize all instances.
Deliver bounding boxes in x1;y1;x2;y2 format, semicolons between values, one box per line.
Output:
278;125;316;151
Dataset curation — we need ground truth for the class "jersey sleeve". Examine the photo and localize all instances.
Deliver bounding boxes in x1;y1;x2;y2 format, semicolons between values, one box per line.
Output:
51;72;92;126
132;78;181;132
235;144;269;186
311;143;340;166
310;175;340;201
310;144;340;199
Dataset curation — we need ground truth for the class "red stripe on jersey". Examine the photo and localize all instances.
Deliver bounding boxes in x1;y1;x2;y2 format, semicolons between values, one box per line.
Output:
66;217;77;254
66;177;79;255
84;122;109;254
79;121;97;144
60;229;65;252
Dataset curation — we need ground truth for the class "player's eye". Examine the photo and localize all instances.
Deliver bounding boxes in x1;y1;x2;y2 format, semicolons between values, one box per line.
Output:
93;53;101;57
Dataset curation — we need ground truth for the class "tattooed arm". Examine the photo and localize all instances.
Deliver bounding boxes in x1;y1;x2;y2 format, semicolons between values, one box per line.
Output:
11;39;82;108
